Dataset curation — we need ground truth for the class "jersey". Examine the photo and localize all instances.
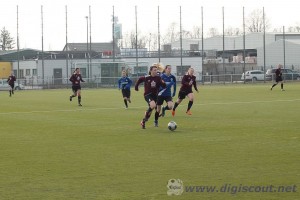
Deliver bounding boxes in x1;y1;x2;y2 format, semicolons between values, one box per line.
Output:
7;75;16;85
135;75;166;96
180;74;198;93
118;76;132;90
69;73;84;86
158;73;176;97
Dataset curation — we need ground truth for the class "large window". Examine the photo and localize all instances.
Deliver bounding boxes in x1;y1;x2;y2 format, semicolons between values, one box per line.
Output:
26;69;31;76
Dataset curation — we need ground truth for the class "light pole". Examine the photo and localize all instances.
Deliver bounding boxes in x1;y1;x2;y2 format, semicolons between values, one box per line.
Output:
85;16;89;80
148;33;151;57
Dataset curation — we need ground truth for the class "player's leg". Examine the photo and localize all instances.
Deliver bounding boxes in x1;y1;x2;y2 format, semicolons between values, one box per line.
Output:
186;93;195;115
141;97;156;129
70;86;76;101
154;104;161;127
77;89;82;106
280;80;284;91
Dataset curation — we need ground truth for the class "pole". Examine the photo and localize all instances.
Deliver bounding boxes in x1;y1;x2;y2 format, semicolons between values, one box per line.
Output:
89;5;92;79
41;5;44;86
17;5;20;84
135;6;138;68
158;6;161;63
65;5;68;82
243;7;246;83
85;16;89;79
201;6;204;84
263;7;266;83
180;6;183;68
222;7;225;84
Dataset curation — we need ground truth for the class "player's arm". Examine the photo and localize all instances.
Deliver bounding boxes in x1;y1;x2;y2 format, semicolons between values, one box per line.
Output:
69;75;74;82
172;75;177;97
135;76;145;91
80;75;85;82
118;79;122;89
193;77;199;92
127;78;133;88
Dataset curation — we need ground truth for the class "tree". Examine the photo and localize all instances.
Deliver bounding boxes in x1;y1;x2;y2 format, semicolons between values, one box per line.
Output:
207;28;219;37
246;9;270;33
0;27;14;50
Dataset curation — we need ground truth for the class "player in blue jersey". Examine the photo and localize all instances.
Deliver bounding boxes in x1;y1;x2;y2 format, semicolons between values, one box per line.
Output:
155;65;177;126
118;70;133;109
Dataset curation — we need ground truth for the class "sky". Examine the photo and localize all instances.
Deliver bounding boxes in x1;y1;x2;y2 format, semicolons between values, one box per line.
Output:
1;0;299;51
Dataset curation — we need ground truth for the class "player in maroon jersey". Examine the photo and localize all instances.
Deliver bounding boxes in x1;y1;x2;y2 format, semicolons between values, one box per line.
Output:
135;65;166;129
270;64;284;91
172;67;199;116
69;68;85;106
7;73;16;97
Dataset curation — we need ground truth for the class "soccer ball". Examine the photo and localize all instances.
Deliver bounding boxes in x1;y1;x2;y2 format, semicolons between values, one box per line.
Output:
168;121;177;131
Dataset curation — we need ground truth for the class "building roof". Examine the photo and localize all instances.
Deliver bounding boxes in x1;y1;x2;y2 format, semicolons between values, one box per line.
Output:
63;42;119;53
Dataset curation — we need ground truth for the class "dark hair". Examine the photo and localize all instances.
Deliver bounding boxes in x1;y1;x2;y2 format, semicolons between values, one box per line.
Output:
149;65;157;75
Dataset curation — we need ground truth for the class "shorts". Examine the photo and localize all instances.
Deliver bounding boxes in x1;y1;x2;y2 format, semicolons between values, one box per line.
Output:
72;85;81;93
178;90;192;100
157;96;172;106
144;93;158;105
275;76;283;82
122;89;131;98
9;84;14;89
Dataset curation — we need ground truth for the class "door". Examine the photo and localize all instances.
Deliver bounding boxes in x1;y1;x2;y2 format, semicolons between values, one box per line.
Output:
53;68;62;85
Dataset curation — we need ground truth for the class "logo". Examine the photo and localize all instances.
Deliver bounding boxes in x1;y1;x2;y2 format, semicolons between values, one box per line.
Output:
167;179;184;196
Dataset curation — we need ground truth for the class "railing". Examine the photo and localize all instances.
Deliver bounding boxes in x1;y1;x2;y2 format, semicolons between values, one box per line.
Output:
12;74;300;90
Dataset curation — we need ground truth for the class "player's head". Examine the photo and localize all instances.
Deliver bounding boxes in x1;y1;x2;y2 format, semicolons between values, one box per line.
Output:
74;68;80;74
149;65;158;76
163;65;172;74
121;70;127;77
277;64;283;69
187;67;194;75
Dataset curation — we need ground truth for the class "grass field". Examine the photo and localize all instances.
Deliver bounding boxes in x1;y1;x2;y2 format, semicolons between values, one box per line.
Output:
0;83;299;200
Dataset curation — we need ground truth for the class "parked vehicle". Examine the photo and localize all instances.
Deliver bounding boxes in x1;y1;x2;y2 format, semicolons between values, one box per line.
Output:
0;79;25;91
241;70;265;81
265;68;300;81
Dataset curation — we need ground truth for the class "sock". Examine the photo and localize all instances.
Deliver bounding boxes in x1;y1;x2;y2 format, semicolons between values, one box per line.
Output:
173;102;179;111
281;83;283;89
124;99;128;107
187;101;193;111
144;107;153;121
9;90;12;96
78;96;81;104
164;105;170;111
12;90;14;94
155;111;159;121
271;84;277;88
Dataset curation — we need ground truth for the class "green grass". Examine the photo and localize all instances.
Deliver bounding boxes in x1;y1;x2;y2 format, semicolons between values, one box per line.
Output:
0;83;299;200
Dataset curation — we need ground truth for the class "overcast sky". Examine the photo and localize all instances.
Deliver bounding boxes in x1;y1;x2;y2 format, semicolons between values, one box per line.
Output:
1;0;299;51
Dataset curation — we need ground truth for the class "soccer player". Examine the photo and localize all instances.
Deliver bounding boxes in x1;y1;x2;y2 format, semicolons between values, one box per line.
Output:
118;70;133;109
69;68;85;106
157;65;177;121
172;67;199;116
7;72;16;97
270;64;285;91
135;65;166;129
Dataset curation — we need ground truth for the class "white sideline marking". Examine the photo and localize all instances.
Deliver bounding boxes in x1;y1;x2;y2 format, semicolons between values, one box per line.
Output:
0;98;299;115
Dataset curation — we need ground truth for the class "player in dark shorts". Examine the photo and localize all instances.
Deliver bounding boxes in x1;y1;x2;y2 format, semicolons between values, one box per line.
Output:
69;68;85;106
172;67;199;116
270;64;285;91
118;70;133;109
7;73;16;97
156;65;177;123
135;65;166;129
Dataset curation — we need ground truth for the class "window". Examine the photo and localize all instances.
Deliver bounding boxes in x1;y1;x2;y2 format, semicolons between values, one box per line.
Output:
26;69;31;76
33;69;37;75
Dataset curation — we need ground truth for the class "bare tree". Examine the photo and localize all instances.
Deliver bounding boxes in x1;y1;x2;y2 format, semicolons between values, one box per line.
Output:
246;9;270;33
225;27;242;36
191;26;202;38
0;27;14;50
207;28;219;37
